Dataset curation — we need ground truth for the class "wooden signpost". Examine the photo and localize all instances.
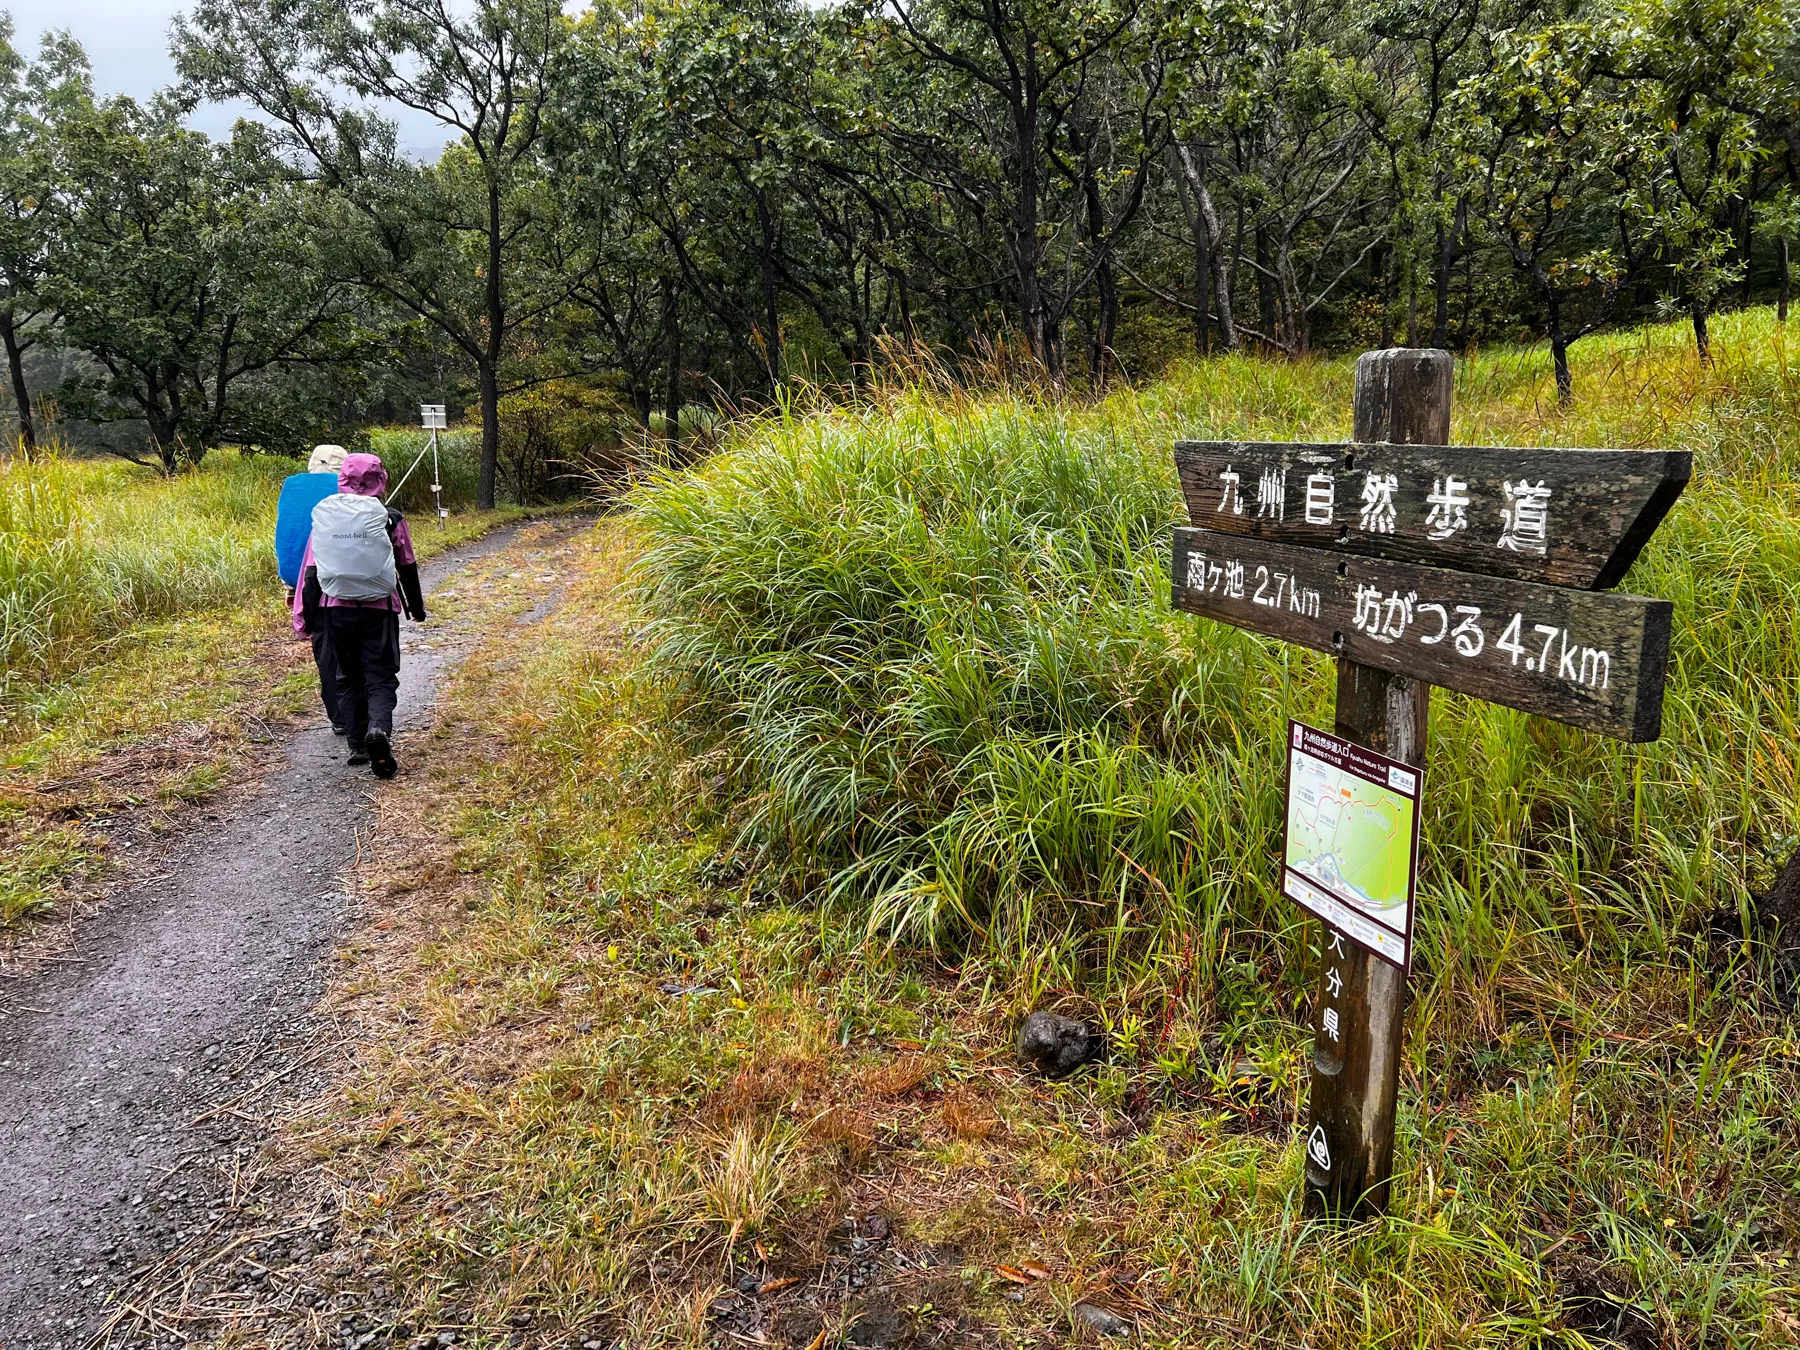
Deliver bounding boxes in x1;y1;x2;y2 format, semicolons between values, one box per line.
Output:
1169;349;1688;1219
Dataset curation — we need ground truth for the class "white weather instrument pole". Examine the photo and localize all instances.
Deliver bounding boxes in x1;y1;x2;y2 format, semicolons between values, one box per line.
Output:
390;403;449;527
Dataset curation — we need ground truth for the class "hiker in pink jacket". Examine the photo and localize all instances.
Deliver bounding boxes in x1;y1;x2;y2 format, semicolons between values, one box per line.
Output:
291;453;427;778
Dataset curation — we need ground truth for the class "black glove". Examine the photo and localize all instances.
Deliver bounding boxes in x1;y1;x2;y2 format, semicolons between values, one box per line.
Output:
300;567;324;635
397;562;427;623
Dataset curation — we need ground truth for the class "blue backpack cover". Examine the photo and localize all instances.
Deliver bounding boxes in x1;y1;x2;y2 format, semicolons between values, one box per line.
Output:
274;473;340;587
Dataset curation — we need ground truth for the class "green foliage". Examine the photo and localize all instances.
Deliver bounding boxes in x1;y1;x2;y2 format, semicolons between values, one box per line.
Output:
178;0;576;508
634;310;1800;1000
43;88;392;465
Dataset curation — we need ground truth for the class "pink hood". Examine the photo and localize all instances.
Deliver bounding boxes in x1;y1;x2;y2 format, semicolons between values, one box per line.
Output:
338;453;388;497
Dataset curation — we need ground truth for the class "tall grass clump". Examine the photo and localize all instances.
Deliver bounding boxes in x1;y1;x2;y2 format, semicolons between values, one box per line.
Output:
634;308;1800;1003
0;450;289;695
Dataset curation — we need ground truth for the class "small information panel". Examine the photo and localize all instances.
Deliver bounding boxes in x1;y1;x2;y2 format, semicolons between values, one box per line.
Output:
1282;720;1422;971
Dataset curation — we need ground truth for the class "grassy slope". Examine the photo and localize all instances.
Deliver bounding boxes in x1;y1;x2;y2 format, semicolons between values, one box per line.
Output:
281;312;1798;1347
0;448;524;935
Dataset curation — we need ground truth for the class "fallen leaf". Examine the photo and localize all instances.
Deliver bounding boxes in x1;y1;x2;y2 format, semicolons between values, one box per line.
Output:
1021;1259;1052;1280
995;1264;1033;1285
759;1276;801;1294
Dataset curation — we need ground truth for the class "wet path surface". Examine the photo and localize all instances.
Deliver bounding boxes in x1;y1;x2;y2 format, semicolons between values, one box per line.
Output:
0;521;573;1349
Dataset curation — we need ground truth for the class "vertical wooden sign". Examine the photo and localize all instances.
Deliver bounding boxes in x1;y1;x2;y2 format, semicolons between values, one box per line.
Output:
1304;348;1444;1220
1167;347;1683;1220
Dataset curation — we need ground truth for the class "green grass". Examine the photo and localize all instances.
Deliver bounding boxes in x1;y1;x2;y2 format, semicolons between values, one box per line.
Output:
281;311;1799;1347
0;450;288;687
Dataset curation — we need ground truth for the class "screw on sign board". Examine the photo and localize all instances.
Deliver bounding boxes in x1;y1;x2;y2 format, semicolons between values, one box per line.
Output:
1169;349;1687;1220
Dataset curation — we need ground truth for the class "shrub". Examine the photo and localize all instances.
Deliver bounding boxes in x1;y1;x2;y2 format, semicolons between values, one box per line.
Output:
497;382;630;502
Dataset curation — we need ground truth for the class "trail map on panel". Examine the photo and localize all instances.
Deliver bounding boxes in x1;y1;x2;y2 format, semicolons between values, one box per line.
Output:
1281;721;1421;968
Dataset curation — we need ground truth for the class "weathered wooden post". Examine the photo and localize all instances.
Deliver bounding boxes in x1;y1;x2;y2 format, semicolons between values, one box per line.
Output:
1167;346;1689;1222
1306;349;1448;1219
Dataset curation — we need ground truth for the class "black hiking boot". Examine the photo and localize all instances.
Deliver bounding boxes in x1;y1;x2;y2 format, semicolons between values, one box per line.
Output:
365;730;397;780
347;740;370;766
331;723;349;737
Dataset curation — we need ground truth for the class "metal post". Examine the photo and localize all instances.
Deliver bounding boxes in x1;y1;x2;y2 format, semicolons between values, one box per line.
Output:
431;426;443;529
1303;347;1452;1220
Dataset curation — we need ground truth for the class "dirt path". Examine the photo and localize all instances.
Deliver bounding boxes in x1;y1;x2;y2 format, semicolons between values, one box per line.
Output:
0;519;588;1350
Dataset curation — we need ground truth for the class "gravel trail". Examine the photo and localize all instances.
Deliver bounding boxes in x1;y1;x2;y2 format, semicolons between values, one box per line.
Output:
0;520;576;1350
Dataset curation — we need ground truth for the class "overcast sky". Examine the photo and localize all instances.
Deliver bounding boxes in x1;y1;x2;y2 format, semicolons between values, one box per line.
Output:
7;0;455;156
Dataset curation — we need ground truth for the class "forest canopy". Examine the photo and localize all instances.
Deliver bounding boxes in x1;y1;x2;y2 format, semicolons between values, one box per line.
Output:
0;0;1792;500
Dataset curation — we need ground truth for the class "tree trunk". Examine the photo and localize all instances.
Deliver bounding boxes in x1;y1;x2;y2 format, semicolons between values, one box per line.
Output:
664;306;682;451
479;181;506;511
1456;245;1474;352
1537;266;1576;407
1221;200;1247;353
478;360;500;508
1432;199;1463;350
1007;108;1056;379
0;310;34;454
1405;255;1420;348
1255;224;1277;351
754;189;782;390
1193;210;1212;356
144;395;181;473
1075;136;1117;388
1170;144;1209;355
1278;239;1304;355
1174;142;1240;353
1779;236;1790;323
1374;242;1393;349
1691;302;1712;366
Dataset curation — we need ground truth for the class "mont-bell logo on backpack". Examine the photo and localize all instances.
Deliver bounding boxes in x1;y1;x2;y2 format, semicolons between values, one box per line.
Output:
312;494;397;600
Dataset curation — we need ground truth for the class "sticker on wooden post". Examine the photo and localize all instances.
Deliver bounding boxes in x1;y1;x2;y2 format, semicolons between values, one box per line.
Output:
1283;721;1422;972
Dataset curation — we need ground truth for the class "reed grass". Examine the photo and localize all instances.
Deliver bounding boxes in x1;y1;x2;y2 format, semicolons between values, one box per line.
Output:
633;308;1800;1010
0;450;287;690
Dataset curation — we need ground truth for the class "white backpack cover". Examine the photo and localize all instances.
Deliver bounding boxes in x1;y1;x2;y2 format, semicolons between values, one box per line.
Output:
311;494;397;600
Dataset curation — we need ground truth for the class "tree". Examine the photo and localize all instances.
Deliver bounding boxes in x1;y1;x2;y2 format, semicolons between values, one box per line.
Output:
868;0;1153;380
1149;0;1392;359
44;100;377;466
177;0;575;507
1454;21;1643;404
1758;187;1797;320
0;22;89;453
1355;0;1486;349
1606;0;1774;364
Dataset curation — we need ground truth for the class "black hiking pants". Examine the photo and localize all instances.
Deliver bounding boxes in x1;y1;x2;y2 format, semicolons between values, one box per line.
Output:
310;627;343;730
325;607;401;746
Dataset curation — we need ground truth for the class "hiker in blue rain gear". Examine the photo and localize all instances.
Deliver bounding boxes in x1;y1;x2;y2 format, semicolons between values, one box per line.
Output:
275;444;349;735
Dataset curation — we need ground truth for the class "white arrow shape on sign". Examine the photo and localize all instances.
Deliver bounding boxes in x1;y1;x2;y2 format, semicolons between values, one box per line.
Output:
1308;1124;1331;1171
